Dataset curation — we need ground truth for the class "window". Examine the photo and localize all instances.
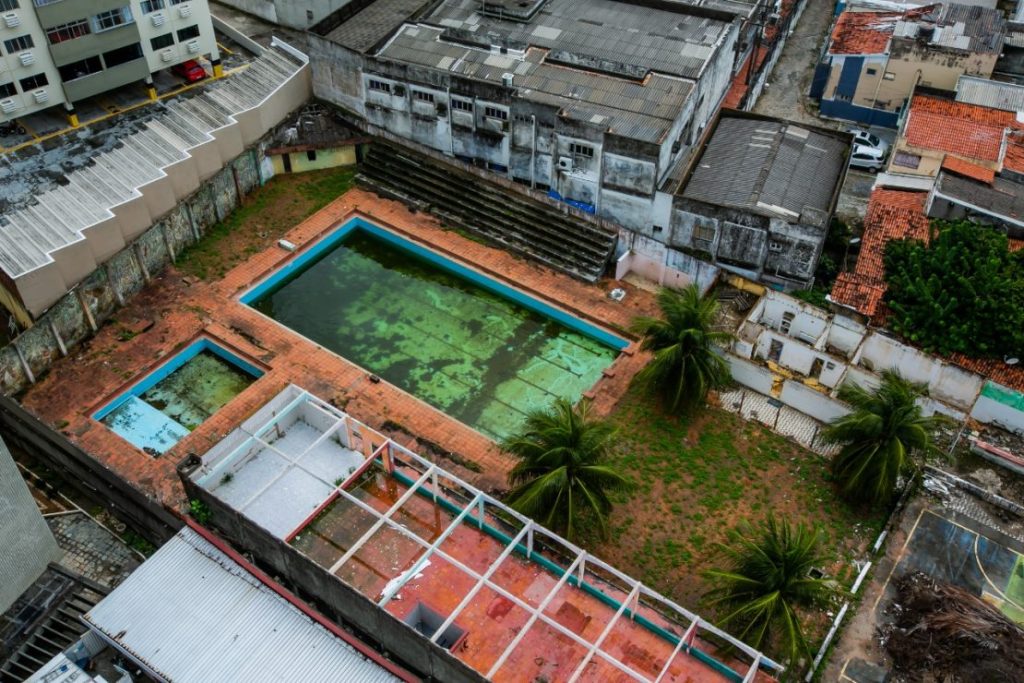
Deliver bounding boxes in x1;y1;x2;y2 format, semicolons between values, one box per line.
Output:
883;71;896;80
58;55;103;81
3;34;33;53
150;32;174;50
47;19;90;44
176;24;199;41
484;106;507;120
693;223;715;243
92;7;133;32
306;9;313;21
306;150;317;161
866;67;877;75
19;72;47;90
102;42;142;68
893;151;921;169
768;240;784;252
168;0;187;4
0;82;15;98
450;98;472;112
0;0;18;10
140;0;164;13
413;89;434;103
569;142;594;159
367;78;391;93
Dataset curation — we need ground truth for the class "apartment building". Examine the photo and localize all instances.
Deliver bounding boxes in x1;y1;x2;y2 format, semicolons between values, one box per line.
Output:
0;0;219;125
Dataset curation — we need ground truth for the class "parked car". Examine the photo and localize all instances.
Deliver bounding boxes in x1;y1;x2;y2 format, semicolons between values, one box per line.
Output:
849;143;887;172
171;60;207;83
848;128;888;152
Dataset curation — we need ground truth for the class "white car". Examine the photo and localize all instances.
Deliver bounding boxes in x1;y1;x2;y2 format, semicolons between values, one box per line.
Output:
847;128;890;172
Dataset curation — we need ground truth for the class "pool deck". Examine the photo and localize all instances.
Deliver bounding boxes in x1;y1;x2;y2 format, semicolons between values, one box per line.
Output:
19;188;658;510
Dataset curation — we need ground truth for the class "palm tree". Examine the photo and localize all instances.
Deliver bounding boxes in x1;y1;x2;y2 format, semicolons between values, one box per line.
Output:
630;285;733;412
704;516;835;665
820;370;942;505
502;398;629;541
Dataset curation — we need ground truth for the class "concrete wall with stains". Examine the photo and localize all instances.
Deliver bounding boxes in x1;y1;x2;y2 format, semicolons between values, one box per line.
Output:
0;149;265;396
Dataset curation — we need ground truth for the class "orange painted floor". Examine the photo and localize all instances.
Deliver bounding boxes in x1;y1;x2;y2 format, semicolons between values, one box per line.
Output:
289;464;768;683
20;189;656;509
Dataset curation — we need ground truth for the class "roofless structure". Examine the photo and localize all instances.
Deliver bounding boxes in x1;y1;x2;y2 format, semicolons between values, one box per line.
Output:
179;384;782;682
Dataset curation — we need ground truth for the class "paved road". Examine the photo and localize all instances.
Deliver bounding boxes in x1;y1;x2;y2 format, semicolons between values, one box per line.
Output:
754;0;837;125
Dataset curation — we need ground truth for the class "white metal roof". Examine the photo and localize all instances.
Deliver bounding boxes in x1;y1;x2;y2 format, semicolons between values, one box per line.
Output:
82;527;402;683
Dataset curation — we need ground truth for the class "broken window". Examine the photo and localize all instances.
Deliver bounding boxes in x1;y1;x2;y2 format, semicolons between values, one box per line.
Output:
780;311;795;335
484;106;508;120
810;357;824;379
768;339;783;362
693;223;715;244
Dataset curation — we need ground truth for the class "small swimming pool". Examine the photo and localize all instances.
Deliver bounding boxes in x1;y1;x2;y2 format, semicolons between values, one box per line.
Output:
243;218;626;439
93;339;263;455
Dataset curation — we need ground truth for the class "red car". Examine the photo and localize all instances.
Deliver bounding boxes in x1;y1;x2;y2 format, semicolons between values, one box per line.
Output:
171;60;207;83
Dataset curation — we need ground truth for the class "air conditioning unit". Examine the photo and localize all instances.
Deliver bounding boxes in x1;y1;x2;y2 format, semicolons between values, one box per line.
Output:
0;98;17;114
3;12;20;28
160;48;174;62
178;4;192;17
33;89;48;104
186;40;200;53
18;51;34;66
151;12;165;26
557;156;573;172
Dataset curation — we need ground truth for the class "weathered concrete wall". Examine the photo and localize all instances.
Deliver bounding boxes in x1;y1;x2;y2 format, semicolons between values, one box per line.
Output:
0;149;265;397
780;380;850;423
725;354;776;395
970;382;1024;435
0;434;61;613
0;397;181;545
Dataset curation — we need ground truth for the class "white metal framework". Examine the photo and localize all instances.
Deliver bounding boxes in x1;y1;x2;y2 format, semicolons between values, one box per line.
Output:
194;386;784;682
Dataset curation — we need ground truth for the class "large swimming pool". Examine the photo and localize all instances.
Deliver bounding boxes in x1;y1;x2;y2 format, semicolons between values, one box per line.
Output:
243;219;625;439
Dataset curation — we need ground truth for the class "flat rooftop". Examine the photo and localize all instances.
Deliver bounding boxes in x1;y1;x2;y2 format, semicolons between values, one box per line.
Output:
681;115;848;223
359;0;730;143
190;384;782;682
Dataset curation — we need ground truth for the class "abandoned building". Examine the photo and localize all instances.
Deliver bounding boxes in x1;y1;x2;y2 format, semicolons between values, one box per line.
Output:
669;112;849;289
177;384;784;682
811;2;1007;127
309;0;741;234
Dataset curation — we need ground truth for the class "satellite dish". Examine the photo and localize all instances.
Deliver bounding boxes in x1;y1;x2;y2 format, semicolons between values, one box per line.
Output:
1005;357;1020;365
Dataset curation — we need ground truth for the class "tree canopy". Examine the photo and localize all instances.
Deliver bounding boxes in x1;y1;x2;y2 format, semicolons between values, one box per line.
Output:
883;220;1024;358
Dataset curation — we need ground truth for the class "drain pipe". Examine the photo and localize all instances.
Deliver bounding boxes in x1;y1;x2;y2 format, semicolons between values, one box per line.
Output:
530;114;536;188
446;85;455;157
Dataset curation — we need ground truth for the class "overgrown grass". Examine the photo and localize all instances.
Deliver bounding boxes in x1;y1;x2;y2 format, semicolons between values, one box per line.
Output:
177;168;356;280
590;385;885;613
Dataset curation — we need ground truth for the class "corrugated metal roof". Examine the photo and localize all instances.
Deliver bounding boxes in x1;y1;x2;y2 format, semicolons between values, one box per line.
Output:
83;528;401;683
681;117;847;221
956;75;1024;112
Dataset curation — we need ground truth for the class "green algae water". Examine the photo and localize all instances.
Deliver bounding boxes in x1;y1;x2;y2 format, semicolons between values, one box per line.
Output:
139;350;254;429
252;231;618;439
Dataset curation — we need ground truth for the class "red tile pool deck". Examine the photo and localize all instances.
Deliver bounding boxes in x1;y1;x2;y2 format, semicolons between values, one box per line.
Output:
20;188;656;509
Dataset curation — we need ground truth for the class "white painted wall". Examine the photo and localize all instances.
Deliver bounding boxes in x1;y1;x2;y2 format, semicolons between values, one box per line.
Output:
726;354;776;395
0;2;66;121
135;0;219;75
780;381;850;423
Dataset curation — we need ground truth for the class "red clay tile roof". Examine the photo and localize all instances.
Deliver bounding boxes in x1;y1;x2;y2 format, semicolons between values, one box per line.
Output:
829;11;899;54
948;354;1024;392
1004;131;1024;174
830;272;888;318
903;94;1023;164
941;155;996;184
829;189;930;319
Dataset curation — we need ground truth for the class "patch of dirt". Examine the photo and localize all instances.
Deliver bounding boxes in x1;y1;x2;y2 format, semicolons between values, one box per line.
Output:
176;167;355;280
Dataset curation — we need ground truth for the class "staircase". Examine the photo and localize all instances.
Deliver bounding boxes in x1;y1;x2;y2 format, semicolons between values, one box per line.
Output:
358;142;617;282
